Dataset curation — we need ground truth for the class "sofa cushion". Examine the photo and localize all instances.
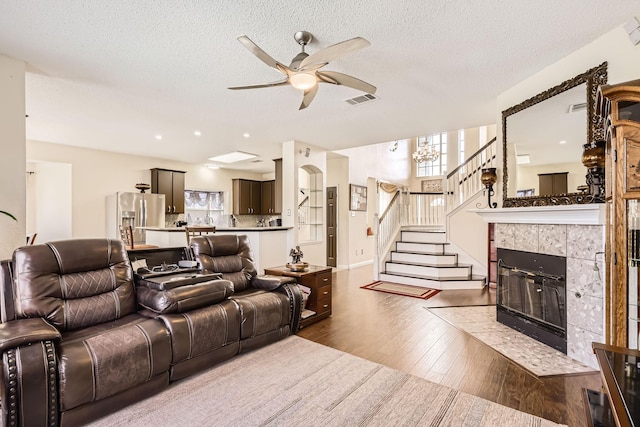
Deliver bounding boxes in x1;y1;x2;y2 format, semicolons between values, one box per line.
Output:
158;299;240;363
190;235;256;292
230;289;292;339
13;239;136;331
57;314;171;411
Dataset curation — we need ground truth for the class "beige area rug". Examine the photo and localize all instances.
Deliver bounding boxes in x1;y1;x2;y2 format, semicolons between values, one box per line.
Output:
89;336;564;427
428;306;597;377
361;281;441;300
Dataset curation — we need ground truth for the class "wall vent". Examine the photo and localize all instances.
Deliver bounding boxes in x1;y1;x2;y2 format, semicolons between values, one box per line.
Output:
568;102;587;113
345;93;379;106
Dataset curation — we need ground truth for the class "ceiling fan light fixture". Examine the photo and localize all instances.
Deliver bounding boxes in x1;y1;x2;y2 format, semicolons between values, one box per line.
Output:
290;72;317;90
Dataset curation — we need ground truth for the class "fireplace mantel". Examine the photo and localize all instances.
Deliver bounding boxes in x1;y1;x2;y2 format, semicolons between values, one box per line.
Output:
471;204;606;225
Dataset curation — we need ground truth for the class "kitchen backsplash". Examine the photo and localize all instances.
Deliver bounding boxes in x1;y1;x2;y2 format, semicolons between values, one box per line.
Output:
166;213;281;228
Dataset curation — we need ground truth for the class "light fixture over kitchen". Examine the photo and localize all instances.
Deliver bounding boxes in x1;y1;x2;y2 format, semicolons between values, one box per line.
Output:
208;151;257;163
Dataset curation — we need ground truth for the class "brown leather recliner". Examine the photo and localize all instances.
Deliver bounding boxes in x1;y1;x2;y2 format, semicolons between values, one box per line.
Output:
3;239;172;426
190;234;302;352
0;238;302;426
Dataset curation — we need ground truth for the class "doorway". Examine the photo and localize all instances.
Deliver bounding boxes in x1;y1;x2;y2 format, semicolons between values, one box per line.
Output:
326;186;337;267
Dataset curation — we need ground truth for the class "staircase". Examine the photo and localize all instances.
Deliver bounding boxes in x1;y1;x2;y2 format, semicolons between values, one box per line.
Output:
379;228;485;290
374;137;498;290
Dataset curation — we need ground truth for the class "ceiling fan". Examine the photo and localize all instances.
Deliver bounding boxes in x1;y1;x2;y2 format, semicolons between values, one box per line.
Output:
228;31;376;110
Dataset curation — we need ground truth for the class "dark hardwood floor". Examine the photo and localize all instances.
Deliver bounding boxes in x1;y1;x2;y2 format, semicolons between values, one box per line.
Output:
296;265;600;427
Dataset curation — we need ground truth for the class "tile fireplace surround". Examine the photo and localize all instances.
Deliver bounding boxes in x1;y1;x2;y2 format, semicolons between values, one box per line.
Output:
474;205;605;369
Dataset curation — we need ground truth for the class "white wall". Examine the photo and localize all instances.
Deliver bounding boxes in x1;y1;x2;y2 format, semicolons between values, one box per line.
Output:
281;140;327;267
0;55;26;258
33;162;72;243
27;140;265;239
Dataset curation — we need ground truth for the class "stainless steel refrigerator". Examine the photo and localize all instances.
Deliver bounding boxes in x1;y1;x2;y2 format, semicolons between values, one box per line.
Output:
106;192;166;245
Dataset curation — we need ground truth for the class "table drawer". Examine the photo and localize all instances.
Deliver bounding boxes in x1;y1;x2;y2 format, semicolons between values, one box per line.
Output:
315;271;332;287
316;284;332;301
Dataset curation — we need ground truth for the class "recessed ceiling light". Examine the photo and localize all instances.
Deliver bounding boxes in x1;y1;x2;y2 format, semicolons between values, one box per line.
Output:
194;130;202;137
206;164;219;170
243;132;250;138
155;135;163;140
208;151;257;163
559;140;567;144
516;154;531;165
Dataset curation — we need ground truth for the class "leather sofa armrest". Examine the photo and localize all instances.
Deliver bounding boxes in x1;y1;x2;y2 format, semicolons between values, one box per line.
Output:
0;318;61;353
251;275;296;291
137;279;234;314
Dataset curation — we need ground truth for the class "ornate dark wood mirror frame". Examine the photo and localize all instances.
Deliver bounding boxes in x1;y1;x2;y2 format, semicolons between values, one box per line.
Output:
502;62;608;207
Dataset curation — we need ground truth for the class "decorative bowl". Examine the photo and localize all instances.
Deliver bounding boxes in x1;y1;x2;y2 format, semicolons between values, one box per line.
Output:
286;262;309;272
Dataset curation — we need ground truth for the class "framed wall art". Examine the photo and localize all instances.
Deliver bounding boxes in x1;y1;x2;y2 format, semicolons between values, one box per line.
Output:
349;184;367;211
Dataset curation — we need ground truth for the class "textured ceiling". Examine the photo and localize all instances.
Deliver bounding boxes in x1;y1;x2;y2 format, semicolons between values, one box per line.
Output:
0;1;638;173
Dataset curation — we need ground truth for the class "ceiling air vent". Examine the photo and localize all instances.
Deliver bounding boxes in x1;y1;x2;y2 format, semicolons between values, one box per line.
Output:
345;93;379;106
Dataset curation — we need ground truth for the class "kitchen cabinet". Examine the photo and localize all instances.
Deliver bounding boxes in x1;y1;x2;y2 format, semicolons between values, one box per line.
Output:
151;168;186;214
233;179;261;214
233;160;282;216
261;180;278;214
274;158;282;214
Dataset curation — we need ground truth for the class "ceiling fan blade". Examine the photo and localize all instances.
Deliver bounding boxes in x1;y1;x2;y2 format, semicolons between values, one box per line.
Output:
316;71;376;94
237;35;288;75
228;78;289;90
300;37;370;69
299;85;319;110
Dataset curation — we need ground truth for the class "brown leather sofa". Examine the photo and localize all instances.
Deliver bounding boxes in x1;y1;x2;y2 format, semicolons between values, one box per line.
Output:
189;234;302;352
0;238;302;426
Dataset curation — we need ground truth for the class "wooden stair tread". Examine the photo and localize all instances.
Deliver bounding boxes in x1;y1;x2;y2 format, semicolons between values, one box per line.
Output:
381;271;484;282
386;260;470;269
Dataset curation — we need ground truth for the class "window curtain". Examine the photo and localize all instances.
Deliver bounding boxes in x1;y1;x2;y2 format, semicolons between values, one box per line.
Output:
378;182;398;193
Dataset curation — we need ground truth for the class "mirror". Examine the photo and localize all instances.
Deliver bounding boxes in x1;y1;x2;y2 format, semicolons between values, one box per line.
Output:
502;62;607;207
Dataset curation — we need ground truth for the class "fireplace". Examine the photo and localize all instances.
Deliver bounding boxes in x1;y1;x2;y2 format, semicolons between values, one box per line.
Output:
497;248;567;353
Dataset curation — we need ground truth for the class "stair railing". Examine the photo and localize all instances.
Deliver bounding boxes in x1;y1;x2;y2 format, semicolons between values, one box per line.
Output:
374;190;404;279
445;137;497;213
407;192;445;226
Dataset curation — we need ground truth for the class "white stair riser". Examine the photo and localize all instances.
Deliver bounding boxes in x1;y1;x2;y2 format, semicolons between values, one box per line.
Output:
401;231;447;244
391;252;457;266
386;263;470;278
379;273;485;290
397;242;444;254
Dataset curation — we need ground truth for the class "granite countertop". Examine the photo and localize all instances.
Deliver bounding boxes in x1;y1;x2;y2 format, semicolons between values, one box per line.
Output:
141;226;292;232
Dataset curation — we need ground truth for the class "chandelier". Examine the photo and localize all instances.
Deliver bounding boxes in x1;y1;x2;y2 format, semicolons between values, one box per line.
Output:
412;145;439;163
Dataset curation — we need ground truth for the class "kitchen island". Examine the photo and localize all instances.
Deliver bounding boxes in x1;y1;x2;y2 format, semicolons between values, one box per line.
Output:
143;226;292;273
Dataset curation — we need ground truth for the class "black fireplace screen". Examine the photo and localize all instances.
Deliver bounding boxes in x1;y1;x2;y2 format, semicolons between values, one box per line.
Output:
498;266;565;332
497;249;567;352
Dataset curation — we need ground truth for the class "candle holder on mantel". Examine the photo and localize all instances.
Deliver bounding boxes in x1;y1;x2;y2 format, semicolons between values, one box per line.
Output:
479;168;498;209
581;140;606;203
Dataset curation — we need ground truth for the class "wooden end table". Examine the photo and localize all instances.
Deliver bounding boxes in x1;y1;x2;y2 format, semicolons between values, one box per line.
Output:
264;265;332;328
